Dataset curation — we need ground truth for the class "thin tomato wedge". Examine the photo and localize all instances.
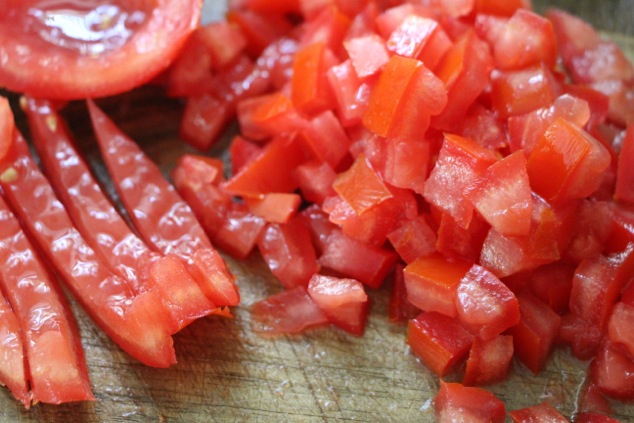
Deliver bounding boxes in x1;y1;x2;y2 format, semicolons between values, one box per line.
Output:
0;0;201;99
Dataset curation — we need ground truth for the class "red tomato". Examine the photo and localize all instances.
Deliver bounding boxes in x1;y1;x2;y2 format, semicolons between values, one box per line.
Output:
257;217;320;289
455;264;520;340
509;401;569;422
389;264;421;324
187;248;240;307
615;124;634;204
590;341;634;400
212;203;266;260
251;287;329;335
463;335;513;386
435;381;506;423
307;274;369;335
344;34;390;77
0;293;29;407
0;0;201;99
407;312;474;376
246;193;301;224
387;214;438;263
509;291;561;374
403;253;472;317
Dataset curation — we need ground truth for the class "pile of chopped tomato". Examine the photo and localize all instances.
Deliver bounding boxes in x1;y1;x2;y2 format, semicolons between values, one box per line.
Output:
164;0;634;420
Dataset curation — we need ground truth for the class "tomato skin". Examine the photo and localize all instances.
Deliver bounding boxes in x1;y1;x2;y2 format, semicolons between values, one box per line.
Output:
292;42;337;116
615;124;634;204
0;0;201;99
187;248;240;307
407;312;474;376
434;381;506;423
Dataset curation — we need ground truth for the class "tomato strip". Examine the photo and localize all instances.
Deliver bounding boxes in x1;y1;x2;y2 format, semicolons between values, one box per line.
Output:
0;132;176;368
87;100;212;260
0;290;29;407
0;195;93;405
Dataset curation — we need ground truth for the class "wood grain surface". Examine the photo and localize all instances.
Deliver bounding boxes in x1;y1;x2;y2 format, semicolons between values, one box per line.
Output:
2;1;634;422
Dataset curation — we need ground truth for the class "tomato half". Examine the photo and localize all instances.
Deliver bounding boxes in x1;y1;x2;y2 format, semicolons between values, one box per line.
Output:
0;0;201;99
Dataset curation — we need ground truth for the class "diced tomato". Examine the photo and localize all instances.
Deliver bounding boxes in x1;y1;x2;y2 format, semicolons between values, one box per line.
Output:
590;341;634;401
526;117;611;206
326;59;367;127
403;253;472;317
389;264;421;324
246;193;301;224
528;262;575;314
307;274;369;335
615;124;634;204
436;212;490;262
257;217;320;289
463;335;513;386
466;151;533;237
332;154;393;215
0;1;201;99
431;30;493;131
424;133;498;229
344;33;390;77
575;413;623;423
407;312;474;376
509;291;561;374
385;15;439;59
224;135;308;197
299;110;352;169
180;93;234;151
237;92;305;141
607;302;634;359
379;137;431;195
491;9;557;70
455;265;520;340
509;401;569;422
229;135;263;175
227;9;293;58
318;228;396;289
458;104;508;152
491;65;560;118
251;286;329;335
435;381;506;423
291;42;337;116
212;203;267;260
474;0;530;16
387;214;438;264
293;160;338;206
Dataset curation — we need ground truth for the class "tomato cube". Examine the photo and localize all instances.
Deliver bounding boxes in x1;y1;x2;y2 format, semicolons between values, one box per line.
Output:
509;401;569;422
435;381;506;423
407;312;474;376
463;335;514;386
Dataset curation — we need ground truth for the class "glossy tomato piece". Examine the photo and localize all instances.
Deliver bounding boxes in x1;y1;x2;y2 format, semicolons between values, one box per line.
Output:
344;33;389;77
509;401;569;422
403;253;472;317
0;293;29;407
299;110;352;169
326;59;368;127
293;160;338;206
0;0;201;99
455;265;520;340
528;262;575;314
257;217;320;289
237;92;305;142
307;274;369;336
389;264;421;324
387;214;438;264
407;312;474;376
435;212;489;262
466;151;533;237
590;341;634;401
251;287;329;336
607;302;634;359
291;42;337;116
180;93;234;151
245;193;301;224
318;228;397;289
615;124;634;204
212;203;266;260
509;291;561;374
463;335;514;386
435;381;506;423
527;117;611;205
424;133;498;229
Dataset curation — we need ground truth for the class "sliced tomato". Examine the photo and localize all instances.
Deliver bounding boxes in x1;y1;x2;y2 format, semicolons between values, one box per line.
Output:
251;286;329;335
0;132;175;368
0;0;201;99
0;292;29;407
307;274;369;336
435;381;506;423
0;165;94;407
88;100;213;259
407;312;474;376
509;401;569;422
186;248;240;307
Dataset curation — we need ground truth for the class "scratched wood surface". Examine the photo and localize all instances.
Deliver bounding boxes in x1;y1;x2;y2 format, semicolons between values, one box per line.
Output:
2;1;634;422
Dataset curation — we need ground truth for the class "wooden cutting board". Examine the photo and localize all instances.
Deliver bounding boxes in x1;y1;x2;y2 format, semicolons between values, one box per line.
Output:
2;2;634;422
